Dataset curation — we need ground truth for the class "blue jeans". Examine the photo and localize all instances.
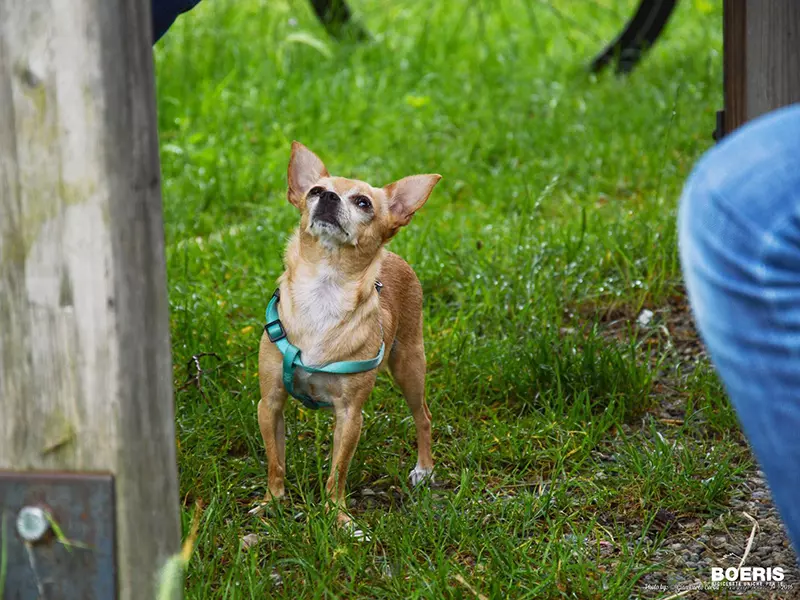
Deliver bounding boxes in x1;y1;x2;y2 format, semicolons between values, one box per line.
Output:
152;0;202;43
679;103;800;553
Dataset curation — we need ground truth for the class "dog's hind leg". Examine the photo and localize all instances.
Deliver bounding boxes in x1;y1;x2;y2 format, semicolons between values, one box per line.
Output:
389;337;433;486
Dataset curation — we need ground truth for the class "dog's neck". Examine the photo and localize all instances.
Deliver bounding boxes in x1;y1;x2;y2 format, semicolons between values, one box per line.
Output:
277;232;382;337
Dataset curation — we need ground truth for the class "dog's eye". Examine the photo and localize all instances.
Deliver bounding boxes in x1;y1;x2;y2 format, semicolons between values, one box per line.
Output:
354;195;372;210
308;186;325;197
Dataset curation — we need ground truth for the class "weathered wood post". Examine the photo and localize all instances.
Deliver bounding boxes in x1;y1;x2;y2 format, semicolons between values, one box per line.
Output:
719;0;800;137
0;0;180;597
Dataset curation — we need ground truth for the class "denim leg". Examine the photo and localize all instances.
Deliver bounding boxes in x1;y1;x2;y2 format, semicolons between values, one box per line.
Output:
152;0;202;44
679;103;800;552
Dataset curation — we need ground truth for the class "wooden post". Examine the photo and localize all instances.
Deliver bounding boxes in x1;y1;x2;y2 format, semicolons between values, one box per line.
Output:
744;1;800;121
721;0;747;136
720;0;800;136
0;0;180;597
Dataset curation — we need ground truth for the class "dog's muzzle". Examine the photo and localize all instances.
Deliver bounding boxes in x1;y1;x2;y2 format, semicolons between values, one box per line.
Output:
313;191;342;228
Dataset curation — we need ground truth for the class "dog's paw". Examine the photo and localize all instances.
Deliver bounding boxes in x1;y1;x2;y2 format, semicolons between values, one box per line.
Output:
408;465;434;487
248;491;285;516
342;520;372;542
247;502;269;517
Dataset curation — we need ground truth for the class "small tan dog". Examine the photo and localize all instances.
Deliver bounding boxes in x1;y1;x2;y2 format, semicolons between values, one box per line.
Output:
256;142;441;522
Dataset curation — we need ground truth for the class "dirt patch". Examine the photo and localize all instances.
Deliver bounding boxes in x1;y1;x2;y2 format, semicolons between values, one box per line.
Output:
569;288;706;364
570;288;713;422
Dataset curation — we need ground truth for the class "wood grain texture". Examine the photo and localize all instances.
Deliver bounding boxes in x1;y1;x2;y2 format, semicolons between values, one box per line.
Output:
723;0;747;135
0;1;180;597
745;0;800;121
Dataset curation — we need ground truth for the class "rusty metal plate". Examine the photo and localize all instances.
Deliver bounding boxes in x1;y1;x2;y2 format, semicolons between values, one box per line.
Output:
0;471;116;599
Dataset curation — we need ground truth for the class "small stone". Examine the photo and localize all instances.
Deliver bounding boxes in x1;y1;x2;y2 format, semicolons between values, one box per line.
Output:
241;533;260;549
270;569;283;587
754;546;772;558
599;540;614;556
711;536;727;549
637;309;654;327
375;557;393;578
666;574;685;587
654;509;678;531
670;543;684;551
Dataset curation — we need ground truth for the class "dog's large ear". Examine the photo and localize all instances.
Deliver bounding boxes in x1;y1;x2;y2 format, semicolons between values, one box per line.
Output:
383;174;441;229
288;141;329;208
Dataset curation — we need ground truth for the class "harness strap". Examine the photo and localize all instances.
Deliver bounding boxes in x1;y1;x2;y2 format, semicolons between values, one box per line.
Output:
282;344;301;398
264;284;385;410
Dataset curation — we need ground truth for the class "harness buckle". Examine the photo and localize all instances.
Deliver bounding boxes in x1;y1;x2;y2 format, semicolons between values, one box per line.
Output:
265;319;287;343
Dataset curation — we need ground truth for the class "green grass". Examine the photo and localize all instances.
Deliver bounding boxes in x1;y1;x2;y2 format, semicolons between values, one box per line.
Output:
154;1;749;597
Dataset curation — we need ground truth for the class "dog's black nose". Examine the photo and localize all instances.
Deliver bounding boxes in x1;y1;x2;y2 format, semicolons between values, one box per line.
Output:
319;190;340;205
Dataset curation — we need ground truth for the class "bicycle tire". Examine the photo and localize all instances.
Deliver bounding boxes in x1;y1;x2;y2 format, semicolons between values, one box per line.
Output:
589;0;679;74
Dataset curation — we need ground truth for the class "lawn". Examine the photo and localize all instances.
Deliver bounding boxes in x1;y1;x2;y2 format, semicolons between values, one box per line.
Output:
154;1;793;598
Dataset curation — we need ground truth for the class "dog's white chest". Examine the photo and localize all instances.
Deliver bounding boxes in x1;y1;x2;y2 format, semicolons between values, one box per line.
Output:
291;266;351;337
279;262;380;406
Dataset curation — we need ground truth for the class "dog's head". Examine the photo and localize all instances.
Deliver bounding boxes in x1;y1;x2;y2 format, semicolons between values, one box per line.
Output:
287;141;440;253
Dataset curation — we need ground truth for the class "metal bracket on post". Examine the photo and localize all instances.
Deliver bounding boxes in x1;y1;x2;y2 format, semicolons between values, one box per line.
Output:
713;109;726;142
0;471;117;598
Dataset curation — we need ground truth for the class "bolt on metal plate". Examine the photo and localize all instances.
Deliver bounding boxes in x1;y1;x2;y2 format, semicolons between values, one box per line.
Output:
16;505;51;542
0;471;116;599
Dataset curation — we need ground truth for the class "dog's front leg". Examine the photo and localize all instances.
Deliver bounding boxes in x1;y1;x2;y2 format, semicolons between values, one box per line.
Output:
326;397;366;523
257;353;288;501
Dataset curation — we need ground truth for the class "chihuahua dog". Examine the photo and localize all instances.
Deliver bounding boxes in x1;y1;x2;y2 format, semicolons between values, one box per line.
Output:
256;142;441;522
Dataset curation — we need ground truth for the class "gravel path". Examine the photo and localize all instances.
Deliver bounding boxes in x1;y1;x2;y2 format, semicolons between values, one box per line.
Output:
623;293;800;599
638;469;798;599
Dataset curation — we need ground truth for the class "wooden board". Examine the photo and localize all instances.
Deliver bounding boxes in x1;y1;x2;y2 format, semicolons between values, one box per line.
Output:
745;0;800;122
0;0;180;597
722;0;800;135
722;0;747;135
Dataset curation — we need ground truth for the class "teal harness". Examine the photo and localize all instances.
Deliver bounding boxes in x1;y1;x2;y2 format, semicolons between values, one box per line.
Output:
264;283;385;410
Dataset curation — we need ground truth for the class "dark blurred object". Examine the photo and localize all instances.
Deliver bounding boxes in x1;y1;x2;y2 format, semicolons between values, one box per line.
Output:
152;0;203;43
589;0;678;74
152;0;367;45
309;0;369;40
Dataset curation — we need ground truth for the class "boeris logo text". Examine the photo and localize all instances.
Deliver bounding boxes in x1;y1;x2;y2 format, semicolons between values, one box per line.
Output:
711;567;785;583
